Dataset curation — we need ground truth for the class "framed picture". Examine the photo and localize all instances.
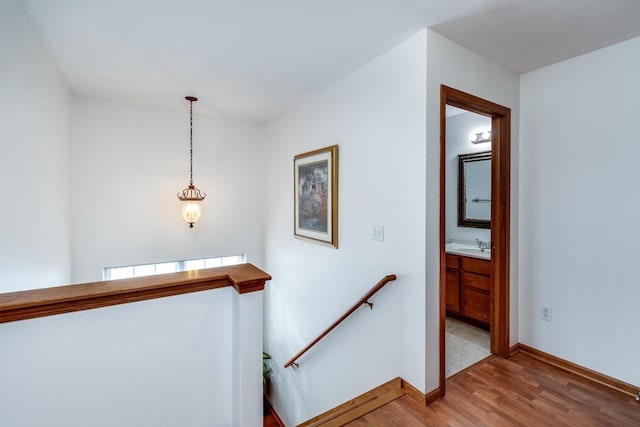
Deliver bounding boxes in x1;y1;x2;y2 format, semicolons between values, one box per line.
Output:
294;145;338;248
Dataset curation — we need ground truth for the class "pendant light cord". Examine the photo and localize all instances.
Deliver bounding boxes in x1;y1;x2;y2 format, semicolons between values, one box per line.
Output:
177;96;205;209
189;99;194;187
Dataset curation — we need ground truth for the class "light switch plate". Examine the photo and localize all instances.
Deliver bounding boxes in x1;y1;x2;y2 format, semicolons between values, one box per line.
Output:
372;225;384;241
540;306;552;322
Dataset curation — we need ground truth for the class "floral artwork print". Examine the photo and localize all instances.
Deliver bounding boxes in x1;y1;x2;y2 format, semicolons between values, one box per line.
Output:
297;160;329;232
294;145;337;247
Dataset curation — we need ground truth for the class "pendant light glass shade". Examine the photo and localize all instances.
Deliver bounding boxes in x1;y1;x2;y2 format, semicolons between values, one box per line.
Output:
177;96;206;228
181;199;202;226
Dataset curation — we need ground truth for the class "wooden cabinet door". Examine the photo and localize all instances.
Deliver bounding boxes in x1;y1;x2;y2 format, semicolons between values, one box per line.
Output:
446;267;460;313
463;287;490;324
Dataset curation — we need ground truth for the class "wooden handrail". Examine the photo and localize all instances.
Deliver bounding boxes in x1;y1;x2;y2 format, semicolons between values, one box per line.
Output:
284;274;397;368
0;263;271;324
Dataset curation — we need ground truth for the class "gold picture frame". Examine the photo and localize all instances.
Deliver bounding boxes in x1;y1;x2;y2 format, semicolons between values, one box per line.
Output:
294;145;338;248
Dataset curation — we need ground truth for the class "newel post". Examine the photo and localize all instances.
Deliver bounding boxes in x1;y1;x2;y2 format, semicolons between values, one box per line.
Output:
230;269;270;427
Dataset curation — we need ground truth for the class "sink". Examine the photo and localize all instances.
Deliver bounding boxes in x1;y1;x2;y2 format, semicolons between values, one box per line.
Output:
454;247;490;254
445;243;491;259
447;243;488;251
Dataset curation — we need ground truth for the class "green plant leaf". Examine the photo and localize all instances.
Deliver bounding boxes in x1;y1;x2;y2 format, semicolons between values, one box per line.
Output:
263;352;272;386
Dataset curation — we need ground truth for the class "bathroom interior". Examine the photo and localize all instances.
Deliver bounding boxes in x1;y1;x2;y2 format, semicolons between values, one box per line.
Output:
444;105;492;377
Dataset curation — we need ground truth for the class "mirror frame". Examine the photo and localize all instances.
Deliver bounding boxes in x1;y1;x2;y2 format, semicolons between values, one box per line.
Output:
457;151;491;229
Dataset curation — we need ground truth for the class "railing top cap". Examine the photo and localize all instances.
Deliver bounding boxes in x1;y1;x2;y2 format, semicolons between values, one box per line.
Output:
0;263;271;323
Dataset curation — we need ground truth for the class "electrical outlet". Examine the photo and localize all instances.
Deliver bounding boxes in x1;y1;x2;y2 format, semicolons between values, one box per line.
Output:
540;306;552;322
372;225;384;241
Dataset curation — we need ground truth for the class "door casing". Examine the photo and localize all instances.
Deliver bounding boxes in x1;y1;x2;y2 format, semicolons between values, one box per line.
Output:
438;85;511;395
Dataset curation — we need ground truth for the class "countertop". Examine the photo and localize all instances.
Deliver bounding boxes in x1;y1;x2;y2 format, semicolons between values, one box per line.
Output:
445;243;491;260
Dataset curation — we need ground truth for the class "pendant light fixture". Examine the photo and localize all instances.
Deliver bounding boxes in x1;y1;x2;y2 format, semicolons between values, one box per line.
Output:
177;96;206;228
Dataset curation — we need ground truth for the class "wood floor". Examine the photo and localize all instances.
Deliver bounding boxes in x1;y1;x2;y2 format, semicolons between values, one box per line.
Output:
345;353;640;426
264;397;284;427
264;412;280;427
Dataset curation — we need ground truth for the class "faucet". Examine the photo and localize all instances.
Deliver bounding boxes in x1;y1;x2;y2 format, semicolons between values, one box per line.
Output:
476;239;491;251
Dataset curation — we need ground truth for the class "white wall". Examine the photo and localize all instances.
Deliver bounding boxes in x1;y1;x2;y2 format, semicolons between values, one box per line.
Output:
0;287;234;427
232;290;264;427
445;111;492;242
519;36;640;386
426;29;520;390
0;0;71;293
264;30;427;425
0;0;268;291
71;97;266;283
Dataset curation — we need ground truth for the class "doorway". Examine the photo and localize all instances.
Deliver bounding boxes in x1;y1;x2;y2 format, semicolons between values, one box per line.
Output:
439;85;510;393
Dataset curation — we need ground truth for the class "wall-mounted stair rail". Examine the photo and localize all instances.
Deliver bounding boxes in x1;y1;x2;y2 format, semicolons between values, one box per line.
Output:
284;274;397;368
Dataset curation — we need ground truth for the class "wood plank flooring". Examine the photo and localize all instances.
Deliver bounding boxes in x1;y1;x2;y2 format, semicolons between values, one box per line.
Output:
345;353;640;426
264;412;280;427
264;397;285;427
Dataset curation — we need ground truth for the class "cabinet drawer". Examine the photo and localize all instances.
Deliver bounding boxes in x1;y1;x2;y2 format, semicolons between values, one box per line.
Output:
463;272;490;291
446;254;460;269
463;288;490;324
462;257;490;276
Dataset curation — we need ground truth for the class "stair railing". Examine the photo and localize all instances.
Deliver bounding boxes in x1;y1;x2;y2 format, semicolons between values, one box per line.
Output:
284;274;397;368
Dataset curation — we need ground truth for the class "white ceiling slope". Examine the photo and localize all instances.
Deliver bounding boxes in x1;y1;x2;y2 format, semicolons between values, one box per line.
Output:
19;0;640;123
432;0;640;75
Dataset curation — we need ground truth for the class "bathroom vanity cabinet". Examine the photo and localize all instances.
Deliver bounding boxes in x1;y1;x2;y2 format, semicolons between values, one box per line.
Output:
446;253;490;328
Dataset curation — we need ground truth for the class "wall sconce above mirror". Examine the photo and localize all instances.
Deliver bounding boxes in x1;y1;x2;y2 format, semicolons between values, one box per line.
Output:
470;130;491;144
458;151;491;229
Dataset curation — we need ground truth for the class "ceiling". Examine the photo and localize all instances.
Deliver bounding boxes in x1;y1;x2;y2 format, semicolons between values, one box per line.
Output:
446;105;468;118
20;0;640;123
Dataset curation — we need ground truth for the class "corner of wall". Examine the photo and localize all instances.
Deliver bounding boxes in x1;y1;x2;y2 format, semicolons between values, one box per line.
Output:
0;0;73;292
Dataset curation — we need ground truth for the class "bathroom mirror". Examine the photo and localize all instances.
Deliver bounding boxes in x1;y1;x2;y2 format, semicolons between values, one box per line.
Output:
458;151;491;229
